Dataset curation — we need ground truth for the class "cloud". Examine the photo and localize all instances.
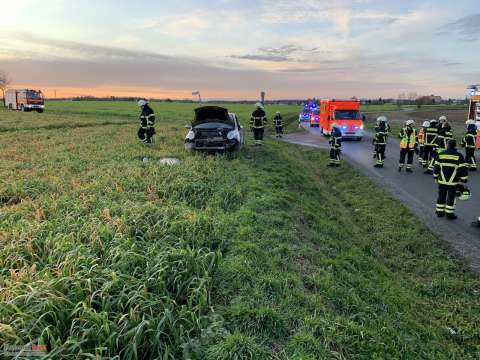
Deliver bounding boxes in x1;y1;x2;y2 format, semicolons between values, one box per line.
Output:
142;15;210;38
230;44;323;63
260;0;401;32
438;14;480;41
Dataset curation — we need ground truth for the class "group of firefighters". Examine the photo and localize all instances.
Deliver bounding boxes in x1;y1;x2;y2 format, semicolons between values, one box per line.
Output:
135;100;478;226
136;100;284;146
328;114;478;222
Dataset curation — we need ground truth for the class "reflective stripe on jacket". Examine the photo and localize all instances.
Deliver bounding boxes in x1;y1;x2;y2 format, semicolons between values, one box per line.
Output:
424;126;439;146
399;127;417;149
433;149;468;186
250;109;267;129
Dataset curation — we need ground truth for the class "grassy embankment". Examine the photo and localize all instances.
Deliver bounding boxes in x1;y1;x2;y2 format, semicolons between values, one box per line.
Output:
1;102;479;359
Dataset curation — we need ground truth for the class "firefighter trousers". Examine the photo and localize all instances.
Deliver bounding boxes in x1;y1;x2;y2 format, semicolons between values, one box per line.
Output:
466;148;477;170
418;144;424;162
138;127;155;144
423;145;435;168
399;148;414;168
330;148;341;165
436;184;457;216
275;126;283;137
376;144;386;166
252;128;264;145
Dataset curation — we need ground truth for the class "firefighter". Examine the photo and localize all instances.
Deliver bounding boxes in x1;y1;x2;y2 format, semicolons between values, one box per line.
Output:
436;120;454;151
373;116;390;159
433;139;468;220
273;111;284;138
398;120;417;173
373;117;388;168
417;121;430;165
250;103;267;146
462;120;477;171
328;123;342;167
423;119;439;173
137;99;156;145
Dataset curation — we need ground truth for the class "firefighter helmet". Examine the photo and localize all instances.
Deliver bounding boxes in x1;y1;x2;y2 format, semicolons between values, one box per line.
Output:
332;123;340;128
137;99;148;107
255;102;264;109
466;120;476;126
422;121;430;127
406;120;415;126
377;116;387;124
439;115;447;122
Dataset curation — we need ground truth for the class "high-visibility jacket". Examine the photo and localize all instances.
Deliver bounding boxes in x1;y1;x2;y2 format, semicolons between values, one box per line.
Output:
417;128;426;145
424;126;439;146
462;128;477;149
399;126;417;149
433;148;468;186
250;109;267;129
330;128;342;149
374;124;388;145
436;126;453;150
140;105;155;129
273;114;283;127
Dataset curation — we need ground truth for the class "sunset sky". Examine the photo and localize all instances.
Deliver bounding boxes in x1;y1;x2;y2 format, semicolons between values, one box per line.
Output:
0;0;478;100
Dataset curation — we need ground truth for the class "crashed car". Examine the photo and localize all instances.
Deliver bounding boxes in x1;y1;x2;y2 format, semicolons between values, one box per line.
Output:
185;106;245;152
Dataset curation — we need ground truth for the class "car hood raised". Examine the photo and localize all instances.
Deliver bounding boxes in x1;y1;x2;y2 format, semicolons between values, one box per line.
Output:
192;106;235;127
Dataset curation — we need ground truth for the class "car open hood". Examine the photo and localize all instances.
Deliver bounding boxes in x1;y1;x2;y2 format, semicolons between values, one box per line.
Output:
192;106;234;127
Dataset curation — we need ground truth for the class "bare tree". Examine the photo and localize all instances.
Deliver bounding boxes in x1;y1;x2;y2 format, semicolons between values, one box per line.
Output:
407;92;418;101
0;71;11;106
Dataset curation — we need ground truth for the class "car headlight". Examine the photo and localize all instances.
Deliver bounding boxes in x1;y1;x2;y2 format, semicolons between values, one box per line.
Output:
186;130;195;140
227;130;238;140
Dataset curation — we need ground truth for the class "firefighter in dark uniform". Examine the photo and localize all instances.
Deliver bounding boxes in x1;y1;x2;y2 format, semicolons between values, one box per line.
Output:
398;120;417;172
273;111;283;138
462;120;477;171
373;117;388;168
433;139;468;220
328;123;342;167
436;121;454;152
137;99;156;145
250;103;267;146
423;119;439;173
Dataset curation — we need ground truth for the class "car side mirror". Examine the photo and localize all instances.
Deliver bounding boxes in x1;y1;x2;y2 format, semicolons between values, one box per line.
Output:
184;125;192;129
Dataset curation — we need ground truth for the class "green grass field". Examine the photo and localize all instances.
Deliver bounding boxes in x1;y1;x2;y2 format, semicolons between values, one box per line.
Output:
1;102;479;359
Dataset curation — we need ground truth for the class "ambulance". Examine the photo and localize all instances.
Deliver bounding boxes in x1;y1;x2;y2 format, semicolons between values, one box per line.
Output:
319;99;364;140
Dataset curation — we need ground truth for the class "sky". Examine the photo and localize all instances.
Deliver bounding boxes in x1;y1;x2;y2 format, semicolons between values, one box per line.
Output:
0;0;479;100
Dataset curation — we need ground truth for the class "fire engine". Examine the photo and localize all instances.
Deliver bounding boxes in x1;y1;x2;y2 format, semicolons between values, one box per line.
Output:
319;99;364;140
467;85;480;149
5;89;45;113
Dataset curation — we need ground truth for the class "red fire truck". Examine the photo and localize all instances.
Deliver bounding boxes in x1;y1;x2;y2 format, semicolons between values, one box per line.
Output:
5;89;45;113
319;99;364;140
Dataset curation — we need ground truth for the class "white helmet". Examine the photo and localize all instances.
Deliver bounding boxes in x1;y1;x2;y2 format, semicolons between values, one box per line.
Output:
406;119;415;126
137;99;148;107
377;116;388;123
276;111;280;114
439;115;447;122
422;121;430;127
255;102;264;109
466;120;476;126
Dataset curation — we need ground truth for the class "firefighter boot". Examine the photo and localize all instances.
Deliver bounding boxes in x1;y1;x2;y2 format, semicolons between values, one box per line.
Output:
446;213;458;220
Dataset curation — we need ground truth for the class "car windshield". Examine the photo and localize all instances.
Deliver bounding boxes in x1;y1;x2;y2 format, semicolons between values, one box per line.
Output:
26;91;43;100
335;110;360;120
194;122;234;130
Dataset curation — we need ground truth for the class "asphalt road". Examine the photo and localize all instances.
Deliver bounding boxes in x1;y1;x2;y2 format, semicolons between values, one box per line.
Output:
283;124;480;272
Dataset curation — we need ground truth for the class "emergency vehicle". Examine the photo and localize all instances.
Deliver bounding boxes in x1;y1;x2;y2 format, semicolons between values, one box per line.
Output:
467;85;480;149
319;99;364;140
5;89;45;113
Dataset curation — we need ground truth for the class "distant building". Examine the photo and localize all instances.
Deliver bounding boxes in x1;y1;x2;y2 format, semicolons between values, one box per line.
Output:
426;94;443;104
